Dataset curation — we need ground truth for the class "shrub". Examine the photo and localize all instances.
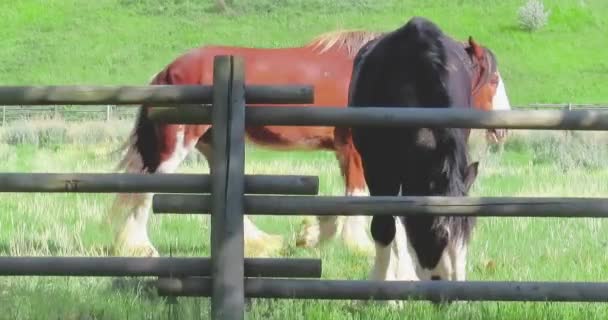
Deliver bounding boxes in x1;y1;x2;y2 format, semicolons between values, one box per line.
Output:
517;0;550;32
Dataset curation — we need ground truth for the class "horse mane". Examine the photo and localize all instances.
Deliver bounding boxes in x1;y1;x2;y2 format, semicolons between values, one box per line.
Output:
306;29;385;58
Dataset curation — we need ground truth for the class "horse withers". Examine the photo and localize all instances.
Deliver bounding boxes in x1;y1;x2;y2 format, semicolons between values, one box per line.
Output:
348;16;506;291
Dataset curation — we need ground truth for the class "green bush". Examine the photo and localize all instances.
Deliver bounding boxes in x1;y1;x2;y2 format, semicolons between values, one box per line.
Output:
517;0;550;32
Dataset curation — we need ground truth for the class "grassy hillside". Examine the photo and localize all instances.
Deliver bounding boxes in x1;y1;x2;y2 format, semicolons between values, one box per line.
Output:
0;0;606;104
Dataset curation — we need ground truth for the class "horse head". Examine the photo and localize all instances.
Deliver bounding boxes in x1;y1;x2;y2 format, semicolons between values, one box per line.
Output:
465;37;512;144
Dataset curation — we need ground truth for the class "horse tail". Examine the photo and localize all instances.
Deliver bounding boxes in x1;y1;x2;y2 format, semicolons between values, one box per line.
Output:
114;70;166;174
106;69;167;233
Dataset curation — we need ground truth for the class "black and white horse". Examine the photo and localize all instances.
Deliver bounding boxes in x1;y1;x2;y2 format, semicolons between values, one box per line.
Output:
348;17;505;286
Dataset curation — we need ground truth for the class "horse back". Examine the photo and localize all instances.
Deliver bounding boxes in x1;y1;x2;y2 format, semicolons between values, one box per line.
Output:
163;45;356;107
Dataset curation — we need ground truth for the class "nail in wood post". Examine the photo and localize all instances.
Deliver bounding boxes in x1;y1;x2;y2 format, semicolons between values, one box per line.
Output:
210;55;246;320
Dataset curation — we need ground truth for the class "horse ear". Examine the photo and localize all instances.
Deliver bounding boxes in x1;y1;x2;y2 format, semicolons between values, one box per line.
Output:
463;161;479;191
467;36;484;59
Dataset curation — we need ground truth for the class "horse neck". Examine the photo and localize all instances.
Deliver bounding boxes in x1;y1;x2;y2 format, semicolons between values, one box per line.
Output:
469;62;487;96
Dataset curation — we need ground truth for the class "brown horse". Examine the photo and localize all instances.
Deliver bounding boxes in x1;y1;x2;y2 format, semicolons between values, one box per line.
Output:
107;29;511;258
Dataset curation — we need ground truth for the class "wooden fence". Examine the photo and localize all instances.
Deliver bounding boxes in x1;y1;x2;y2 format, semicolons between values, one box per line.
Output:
1;102;606;125
1;55;608;319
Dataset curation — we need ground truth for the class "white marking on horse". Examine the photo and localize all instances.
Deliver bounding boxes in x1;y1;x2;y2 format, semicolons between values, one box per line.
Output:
112;126;196;257
492;73;511;111
451;238;468;281
368;218;419;307
157;127;196;173
392;218;419;281
340;188;374;252
370;242;394;281
485;72;511;143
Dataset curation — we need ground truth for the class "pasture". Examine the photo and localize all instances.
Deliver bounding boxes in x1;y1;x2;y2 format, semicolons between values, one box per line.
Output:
1;121;608;319
1;0;607;318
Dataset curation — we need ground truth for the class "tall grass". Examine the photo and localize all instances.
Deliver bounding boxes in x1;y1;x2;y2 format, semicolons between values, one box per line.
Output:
0;119;133;148
1;129;608;318
4;120;608;173
497;130;608;171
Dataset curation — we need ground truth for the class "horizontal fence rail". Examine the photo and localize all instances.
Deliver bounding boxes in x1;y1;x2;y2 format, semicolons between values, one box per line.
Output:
153;195;608;218
0;257;321;278
0;173;318;195
520;103;608;110
148;106;608;130
1;103;606;125
0;85;313;105
156;278;608;302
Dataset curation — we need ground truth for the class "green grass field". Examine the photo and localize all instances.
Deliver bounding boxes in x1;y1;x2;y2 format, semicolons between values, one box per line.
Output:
2;122;608;319
1;0;608;319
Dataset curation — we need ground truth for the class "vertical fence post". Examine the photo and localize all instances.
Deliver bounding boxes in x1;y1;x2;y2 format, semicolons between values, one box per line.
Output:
210;55;246;319
106;105;111;121
565;103;573;138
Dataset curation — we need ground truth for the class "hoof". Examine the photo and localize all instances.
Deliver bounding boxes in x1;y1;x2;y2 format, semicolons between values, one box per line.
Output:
385;300;406;309
113;242;159;257
339;216;374;255
244;233;284;258
431;298;467;307
295;219;321;248
358;299;406;309
341;230;375;256
341;236;375;256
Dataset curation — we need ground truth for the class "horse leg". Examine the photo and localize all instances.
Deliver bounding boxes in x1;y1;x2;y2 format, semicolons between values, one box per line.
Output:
109;124;200;257
296;127;375;254
109;190;156;257
354;159;417;307
195;131;284;258
369;216;397;281
336;131;375;254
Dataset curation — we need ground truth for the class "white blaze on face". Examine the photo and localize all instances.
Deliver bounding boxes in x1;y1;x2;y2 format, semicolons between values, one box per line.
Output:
492;72;511;111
